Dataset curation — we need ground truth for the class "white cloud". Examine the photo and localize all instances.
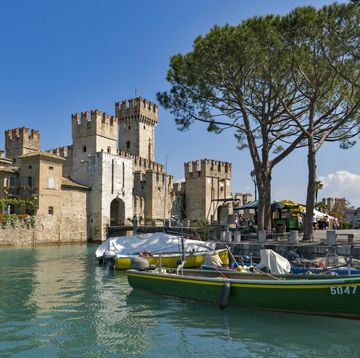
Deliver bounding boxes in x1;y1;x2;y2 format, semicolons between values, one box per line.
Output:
319;171;360;208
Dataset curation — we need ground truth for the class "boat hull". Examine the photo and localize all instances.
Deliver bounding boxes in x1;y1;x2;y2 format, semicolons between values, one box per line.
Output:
127;269;360;319
115;249;229;270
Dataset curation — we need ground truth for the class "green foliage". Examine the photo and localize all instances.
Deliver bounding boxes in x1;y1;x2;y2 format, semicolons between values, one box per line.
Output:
157;2;359;233
194;218;210;241
340;221;352;230
0;197;37;214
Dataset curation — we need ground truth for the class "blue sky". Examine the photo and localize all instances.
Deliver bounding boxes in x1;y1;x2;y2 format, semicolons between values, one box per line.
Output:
1;0;359;207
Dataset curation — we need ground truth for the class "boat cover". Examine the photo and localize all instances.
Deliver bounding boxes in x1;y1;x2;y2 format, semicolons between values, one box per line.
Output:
95;232;216;259
258;249;291;275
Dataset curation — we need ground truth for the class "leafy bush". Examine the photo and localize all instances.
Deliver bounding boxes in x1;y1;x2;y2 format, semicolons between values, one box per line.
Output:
194;218;210;241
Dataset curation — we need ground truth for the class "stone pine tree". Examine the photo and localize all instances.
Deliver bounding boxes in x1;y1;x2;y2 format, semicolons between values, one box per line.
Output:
279;3;360;241
157;16;306;232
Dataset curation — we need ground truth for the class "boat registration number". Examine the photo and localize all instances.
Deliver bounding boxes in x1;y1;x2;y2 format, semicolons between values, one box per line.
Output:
330;286;357;295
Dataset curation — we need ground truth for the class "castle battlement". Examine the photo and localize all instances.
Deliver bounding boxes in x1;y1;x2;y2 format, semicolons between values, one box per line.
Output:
185;159;232;179
47;145;73;159
115;97;158;114
72;110;117;127
5;127;40;159
135;156;164;174
5;127;40;141
118;149;164;174
145;169;173;184
72;110;117;139
117;149;133;159
115;97;158;126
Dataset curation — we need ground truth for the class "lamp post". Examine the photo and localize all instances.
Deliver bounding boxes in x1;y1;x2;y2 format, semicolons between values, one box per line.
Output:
250;170;257;201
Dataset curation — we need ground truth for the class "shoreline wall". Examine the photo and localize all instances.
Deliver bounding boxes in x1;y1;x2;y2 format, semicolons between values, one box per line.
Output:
0;213;87;246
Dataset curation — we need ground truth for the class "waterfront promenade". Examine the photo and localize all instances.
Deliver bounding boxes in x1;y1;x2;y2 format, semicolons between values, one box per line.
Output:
219;229;360;260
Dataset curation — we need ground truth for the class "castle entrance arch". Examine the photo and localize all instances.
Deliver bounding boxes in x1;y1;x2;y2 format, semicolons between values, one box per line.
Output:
110;198;125;226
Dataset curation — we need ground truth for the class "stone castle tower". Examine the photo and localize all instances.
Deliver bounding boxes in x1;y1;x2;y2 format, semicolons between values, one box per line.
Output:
115;98;158;161
184;159;232;223
71;110;118;185
5;127;40;163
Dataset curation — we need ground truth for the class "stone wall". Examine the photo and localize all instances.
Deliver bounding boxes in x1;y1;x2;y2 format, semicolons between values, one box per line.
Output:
88;152;133;241
0;185;87;246
0;213;87;246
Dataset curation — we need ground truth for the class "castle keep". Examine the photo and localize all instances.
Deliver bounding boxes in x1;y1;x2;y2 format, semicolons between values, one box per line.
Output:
0;97;245;243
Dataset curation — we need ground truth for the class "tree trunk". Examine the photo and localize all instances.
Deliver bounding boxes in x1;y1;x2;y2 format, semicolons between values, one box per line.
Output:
303;139;317;241
256;178;265;232
256;169;272;232
263;171;272;232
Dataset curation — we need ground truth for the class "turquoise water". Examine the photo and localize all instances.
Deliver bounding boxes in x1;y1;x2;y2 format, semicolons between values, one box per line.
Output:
1;244;360;358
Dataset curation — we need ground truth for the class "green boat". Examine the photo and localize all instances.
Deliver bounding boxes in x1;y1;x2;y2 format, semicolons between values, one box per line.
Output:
127;269;360;319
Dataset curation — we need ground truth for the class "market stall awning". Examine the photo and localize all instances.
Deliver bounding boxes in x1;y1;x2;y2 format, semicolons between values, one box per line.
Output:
235;200;286;211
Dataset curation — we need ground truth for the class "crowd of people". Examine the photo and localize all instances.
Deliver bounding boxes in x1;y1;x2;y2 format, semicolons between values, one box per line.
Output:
312;215;339;230
233;213;340;232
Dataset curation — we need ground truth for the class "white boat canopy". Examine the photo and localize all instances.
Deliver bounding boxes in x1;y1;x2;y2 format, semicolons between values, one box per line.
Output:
95;232;216;259
257;249;291;275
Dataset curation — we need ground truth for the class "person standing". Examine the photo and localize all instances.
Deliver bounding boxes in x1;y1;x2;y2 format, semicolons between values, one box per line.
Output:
312;215;317;230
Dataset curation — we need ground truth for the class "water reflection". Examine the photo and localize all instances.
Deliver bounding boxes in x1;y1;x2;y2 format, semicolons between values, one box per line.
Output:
125;284;360;357
1;244;360;358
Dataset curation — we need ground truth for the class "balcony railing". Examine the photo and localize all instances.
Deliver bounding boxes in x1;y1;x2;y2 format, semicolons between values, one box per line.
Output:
4;186;38;197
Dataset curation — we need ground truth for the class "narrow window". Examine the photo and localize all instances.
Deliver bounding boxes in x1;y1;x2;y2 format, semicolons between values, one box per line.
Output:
48;176;55;189
28;165;32;170
128;126;131;130
27;176;33;187
48;206;54;215
126;141;130;149
107;147;111;153
83;146;87;152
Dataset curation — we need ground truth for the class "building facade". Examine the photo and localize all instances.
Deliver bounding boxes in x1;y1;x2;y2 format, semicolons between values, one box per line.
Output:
1;97;241;243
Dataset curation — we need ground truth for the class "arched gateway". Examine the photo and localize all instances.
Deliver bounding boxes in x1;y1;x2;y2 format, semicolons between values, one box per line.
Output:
110;198;125;225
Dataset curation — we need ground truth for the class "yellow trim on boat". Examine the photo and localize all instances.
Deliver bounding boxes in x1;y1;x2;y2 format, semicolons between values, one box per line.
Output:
127;272;360;289
115;248;229;270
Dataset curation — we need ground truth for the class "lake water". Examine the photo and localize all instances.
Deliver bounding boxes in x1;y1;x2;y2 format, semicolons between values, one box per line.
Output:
1;244;360;358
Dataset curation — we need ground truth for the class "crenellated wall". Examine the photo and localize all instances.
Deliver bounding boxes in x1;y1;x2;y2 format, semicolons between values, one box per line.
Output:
116;97;158;161
47;145;73;177
71;110;118;186
72;110;117;139
185;159;232;179
115;97;158;125
184;159;232;223
5;127;40;161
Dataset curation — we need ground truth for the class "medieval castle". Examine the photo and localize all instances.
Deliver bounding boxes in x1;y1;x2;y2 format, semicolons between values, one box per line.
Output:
0;97;251;242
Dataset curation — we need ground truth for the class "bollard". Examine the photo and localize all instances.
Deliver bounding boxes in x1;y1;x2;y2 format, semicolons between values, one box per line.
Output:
258;230;266;243
225;231;232;242
220;231;227;241
234;231;241;242
289;230;298;243
326;230;337;245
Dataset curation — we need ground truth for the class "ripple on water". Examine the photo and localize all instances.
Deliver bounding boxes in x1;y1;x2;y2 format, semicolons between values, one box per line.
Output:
1;244;360;357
